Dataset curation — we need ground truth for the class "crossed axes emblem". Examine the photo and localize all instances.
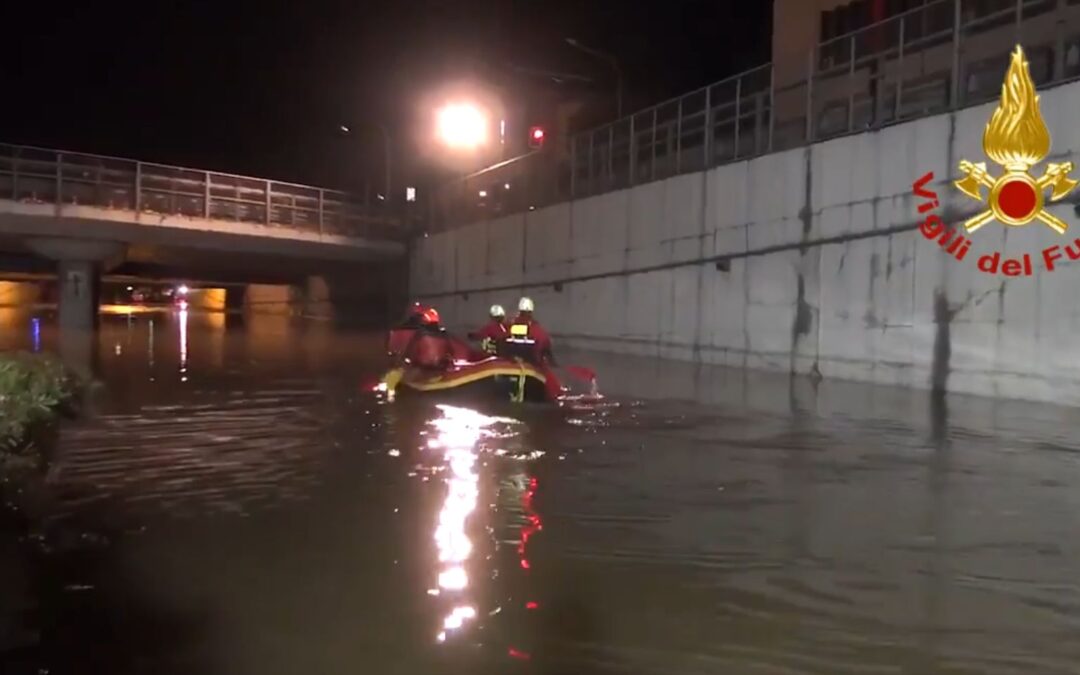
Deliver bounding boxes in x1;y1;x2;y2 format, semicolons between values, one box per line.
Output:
954;159;1077;234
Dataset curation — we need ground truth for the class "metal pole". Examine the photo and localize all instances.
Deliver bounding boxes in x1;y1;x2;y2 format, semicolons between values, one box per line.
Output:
650;108;657;181
754;92;764;155
629;115;636;186
767;65;775;152
135;162;142;212
897;16;906;120
704;84;713;168
848;35;857;132
675;99;683;172
734;77;743;159
950;0;961;108
806;47;815;143
55;152;62;206
11;147;18;201
588;131;595;194
570;135;578;196
317;188;325;235
203;171;210;218
608;125;614;187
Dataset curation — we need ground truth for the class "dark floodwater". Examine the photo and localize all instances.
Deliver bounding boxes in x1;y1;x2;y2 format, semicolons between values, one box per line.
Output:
3;309;1080;675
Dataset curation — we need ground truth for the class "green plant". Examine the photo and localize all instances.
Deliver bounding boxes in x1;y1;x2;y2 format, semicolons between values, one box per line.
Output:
0;352;74;454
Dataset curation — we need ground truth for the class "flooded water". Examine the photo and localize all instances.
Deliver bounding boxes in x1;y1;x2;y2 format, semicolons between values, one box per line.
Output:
3;308;1080;674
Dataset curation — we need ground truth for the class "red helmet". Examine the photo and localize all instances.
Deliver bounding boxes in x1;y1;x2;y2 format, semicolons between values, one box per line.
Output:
421;307;441;325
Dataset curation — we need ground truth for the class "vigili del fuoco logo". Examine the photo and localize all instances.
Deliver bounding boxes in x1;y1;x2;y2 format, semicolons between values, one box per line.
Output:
913;44;1079;276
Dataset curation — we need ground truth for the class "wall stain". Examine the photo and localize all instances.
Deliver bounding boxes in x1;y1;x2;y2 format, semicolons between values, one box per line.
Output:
792;274;814;340
791;147;817;376
931;290;952;393
864;252;880;329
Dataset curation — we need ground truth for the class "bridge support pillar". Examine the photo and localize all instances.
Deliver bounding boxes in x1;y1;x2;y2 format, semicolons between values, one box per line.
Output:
25;238;124;378
26;238;124;331
304;276;333;320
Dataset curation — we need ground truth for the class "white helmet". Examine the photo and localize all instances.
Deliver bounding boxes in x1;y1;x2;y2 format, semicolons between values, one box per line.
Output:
518;296;535;313
489;304;506;318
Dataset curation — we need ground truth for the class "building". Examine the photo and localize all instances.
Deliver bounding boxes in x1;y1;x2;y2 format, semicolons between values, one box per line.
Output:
771;0;1080;145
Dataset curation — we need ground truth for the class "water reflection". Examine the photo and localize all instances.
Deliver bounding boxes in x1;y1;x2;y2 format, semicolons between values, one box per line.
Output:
179;307;188;382
426;404;514;644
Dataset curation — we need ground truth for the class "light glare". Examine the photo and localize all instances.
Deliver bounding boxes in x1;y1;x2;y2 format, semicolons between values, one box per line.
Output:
437;104;488;149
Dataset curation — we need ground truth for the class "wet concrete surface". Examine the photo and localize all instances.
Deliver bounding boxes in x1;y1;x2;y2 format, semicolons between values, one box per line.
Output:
3;309;1080;674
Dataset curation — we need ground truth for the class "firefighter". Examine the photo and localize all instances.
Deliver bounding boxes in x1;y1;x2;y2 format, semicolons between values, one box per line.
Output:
402;307;453;370
500;297;555;366
468;304;509;355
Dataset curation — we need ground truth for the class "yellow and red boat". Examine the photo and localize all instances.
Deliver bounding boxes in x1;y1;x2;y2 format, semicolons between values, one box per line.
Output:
379;357;558;404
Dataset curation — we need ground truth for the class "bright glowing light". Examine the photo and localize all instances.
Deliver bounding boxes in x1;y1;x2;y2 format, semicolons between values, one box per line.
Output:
126;286;133;291
179;307;188;381
478;190;487;198
177;285;189;296
406;186;417;202
504;182;511;190
436;103;488;149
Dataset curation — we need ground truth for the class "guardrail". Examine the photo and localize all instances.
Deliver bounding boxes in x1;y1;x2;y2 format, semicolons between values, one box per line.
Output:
433;0;1080;230
0;143;404;240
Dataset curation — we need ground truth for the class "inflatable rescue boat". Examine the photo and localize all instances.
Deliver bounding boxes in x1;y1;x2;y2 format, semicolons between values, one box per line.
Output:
379;357;556;403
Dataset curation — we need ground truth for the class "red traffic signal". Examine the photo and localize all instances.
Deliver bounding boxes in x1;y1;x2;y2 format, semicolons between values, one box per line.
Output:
528;126;545;148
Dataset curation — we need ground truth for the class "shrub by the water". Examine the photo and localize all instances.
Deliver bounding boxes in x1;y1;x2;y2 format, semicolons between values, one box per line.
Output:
0;353;74;463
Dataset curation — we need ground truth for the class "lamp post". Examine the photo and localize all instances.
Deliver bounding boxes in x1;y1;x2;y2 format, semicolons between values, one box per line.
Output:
565;37;624;118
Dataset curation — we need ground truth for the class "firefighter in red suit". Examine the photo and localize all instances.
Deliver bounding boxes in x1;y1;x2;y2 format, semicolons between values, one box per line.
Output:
468;304;509;356
500;297;555;367
402;307;453;370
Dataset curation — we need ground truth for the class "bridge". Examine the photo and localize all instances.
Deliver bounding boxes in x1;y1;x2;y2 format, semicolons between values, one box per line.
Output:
0;142;408;332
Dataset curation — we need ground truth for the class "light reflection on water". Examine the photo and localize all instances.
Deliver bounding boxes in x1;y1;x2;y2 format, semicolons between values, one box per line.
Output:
427;404;518;644
178;307;188;382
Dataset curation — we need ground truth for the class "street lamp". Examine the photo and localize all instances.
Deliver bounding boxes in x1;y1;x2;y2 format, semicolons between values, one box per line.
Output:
339;123;392;202
565;37;624;118
436;103;489;150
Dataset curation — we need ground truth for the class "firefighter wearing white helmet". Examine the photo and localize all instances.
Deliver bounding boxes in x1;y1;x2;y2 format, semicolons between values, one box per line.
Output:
468;303;509;355
503;296;555;366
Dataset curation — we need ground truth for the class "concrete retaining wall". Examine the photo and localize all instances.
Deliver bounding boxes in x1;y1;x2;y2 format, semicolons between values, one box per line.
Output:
410;79;1080;405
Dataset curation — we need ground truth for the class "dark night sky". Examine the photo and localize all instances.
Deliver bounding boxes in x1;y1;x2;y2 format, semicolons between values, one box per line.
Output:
2;0;772;190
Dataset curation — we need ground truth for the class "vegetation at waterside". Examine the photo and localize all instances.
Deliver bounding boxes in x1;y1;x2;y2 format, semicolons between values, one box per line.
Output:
0;352;77;468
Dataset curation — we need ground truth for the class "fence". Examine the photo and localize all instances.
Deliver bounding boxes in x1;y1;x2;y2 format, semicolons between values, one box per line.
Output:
433;0;1080;230
0;143;404;240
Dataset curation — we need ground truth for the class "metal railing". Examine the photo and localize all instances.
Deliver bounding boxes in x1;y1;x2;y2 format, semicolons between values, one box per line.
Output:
433;0;1080;230
0;143;404;240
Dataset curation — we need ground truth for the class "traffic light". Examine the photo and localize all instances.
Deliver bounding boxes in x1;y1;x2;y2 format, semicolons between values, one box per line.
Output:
528;126;545;149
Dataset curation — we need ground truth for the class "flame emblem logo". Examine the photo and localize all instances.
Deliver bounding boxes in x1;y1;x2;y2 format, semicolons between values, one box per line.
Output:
954;45;1077;234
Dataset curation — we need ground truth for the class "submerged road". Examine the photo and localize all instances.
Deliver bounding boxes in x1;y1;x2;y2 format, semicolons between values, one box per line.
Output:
2;309;1080;674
